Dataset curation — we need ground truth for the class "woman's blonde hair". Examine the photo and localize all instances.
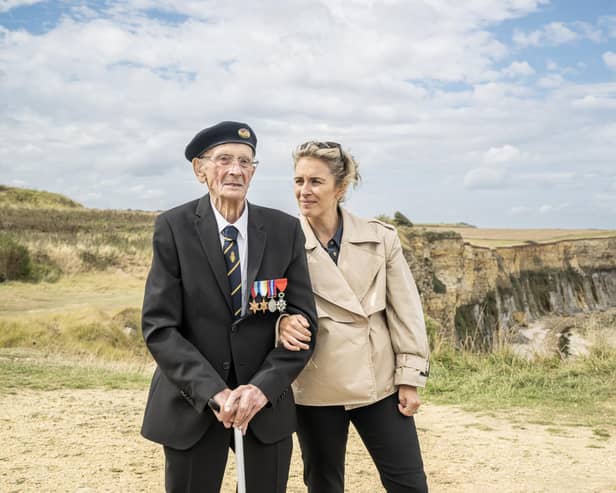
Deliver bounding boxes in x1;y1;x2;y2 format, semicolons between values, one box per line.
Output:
293;141;361;202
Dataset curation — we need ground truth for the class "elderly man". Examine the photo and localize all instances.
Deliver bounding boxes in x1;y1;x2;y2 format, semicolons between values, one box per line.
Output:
140;121;317;492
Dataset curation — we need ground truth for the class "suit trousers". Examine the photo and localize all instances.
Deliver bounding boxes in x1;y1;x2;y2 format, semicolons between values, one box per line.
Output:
163;420;292;493
296;393;428;493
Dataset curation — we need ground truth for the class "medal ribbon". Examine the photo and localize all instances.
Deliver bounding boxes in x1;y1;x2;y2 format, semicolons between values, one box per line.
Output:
275;278;288;293
257;280;268;297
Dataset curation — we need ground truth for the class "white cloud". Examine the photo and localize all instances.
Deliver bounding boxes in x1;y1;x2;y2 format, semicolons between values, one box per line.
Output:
513;21;602;47
510;203;568;215
510;205;532;215
543;22;579;44
482;144;522;164
502;60;534;78
0;0;42;13
519;172;575;186
1;1;615;228
537;74;564;88
463;167;508;189
573;21;603;43
539;203;568;214
603;51;616;70
572;94;616;110
598;15;616;38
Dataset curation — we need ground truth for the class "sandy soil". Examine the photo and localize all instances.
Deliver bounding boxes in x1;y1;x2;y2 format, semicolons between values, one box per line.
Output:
1;389;614;493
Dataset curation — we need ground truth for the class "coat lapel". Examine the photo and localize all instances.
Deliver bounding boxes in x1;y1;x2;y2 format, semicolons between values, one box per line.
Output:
300;214;366;317
194;194;232;312
245;203;266;312
337;208;383;304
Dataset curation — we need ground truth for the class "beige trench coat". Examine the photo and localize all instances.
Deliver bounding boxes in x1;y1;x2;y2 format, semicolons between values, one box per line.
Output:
291;208;430;409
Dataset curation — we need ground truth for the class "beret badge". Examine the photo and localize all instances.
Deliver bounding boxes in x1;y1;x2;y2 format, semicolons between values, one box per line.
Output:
238;128;251;139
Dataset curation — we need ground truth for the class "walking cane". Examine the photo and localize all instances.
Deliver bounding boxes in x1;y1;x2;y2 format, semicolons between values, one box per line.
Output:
208;398;247;493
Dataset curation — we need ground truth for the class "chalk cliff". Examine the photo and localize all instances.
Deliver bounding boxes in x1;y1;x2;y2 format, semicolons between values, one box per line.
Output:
401;228;616;348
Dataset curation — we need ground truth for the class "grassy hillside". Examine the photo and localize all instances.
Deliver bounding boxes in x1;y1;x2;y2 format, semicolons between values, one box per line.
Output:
0;186;155;282
0;185;83;209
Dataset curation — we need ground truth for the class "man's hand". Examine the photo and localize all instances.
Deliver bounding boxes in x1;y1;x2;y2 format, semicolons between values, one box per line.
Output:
211;388;235;428
279;314;311;351
397;385;421;416
224;384;268;435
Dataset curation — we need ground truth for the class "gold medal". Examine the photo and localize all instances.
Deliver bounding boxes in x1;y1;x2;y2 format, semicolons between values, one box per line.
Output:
259;299;268;313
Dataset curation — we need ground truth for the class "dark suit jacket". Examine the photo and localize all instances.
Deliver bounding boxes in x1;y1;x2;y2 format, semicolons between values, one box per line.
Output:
140;194;317;450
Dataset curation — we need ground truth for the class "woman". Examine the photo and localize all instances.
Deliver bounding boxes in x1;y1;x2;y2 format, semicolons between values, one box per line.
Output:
278;141;430;493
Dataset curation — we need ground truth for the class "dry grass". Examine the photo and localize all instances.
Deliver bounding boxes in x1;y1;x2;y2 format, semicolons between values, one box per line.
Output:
0;271;145;316
0;271;149;363
422;225;616;247
0;185;83;209
0;205;155;280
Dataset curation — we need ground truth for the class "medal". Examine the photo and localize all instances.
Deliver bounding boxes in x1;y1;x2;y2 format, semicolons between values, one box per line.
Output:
276;294;286;313
275;278;288;313
256;281;268;312
259;299;268;312
267;279;277;312
250;282;258;304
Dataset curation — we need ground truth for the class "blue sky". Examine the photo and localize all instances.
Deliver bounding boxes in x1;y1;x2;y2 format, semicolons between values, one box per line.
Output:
1;0;615;228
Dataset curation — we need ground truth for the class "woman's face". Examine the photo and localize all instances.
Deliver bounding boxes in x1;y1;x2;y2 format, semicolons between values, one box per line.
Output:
294;156;344;219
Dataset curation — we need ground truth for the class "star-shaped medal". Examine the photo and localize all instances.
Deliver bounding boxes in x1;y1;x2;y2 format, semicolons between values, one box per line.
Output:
259;299;268;312
249;299;259;314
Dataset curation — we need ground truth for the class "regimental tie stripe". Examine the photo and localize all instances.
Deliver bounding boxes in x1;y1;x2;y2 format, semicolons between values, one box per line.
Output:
227;260;240;276
222;225;242;320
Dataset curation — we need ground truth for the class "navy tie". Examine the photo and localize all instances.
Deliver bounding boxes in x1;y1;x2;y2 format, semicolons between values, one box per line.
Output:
222;225;242;319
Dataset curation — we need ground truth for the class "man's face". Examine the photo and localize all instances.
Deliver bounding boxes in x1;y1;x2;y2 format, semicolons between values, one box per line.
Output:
193;142;256;203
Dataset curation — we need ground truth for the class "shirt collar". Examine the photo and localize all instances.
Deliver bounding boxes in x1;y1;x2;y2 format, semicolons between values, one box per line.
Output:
330;214;343;248
210;198;249;240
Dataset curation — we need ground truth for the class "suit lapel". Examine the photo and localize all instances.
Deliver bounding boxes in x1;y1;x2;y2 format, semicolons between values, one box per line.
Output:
194;195;232;312
245;203;266;312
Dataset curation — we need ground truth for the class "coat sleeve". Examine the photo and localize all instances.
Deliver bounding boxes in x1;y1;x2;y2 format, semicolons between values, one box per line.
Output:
141;214;227;413
383;227;431;388
248;219;318;404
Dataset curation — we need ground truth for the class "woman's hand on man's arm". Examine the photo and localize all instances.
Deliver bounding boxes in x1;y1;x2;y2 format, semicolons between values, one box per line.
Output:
279;314;312;351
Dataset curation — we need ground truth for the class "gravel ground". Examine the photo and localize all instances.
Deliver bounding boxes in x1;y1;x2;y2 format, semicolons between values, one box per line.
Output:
1;389;614;492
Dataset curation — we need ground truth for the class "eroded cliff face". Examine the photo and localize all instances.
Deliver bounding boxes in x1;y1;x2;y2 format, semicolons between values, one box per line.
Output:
401;229;616;348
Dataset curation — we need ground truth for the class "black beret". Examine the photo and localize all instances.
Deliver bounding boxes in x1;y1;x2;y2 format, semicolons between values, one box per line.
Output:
185;121;257;162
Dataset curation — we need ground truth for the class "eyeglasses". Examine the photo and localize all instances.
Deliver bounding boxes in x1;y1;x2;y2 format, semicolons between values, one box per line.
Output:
201;153;259;169
299;141;343;153
299;141;345;165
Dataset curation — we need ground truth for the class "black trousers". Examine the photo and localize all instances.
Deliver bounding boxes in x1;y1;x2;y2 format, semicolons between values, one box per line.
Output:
296;393;428;493
163;421;292;493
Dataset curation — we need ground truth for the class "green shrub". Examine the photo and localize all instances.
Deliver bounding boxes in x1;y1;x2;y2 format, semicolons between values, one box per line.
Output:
29;252;62;282
79;249;120;270
0;234;32;281
394;211;413;227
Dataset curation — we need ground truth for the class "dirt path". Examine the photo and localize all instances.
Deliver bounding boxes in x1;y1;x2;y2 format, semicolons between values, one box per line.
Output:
1;389;614;492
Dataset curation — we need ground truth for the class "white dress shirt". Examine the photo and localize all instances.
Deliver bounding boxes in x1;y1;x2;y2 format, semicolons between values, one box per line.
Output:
210;199;249;315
